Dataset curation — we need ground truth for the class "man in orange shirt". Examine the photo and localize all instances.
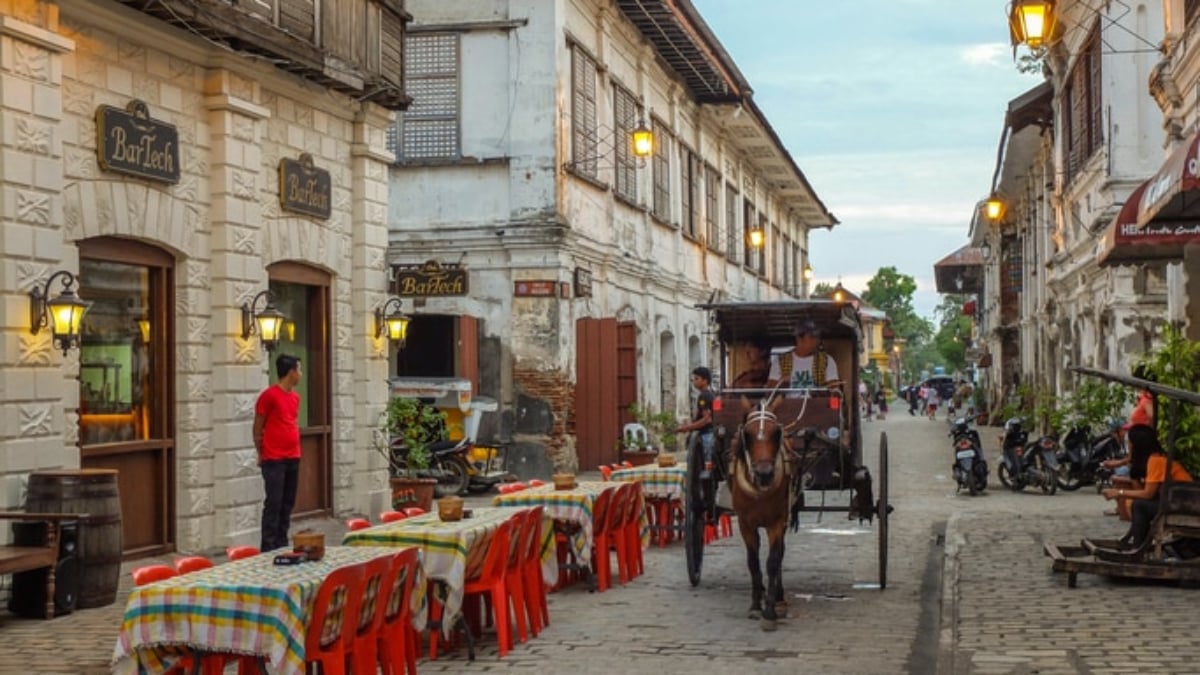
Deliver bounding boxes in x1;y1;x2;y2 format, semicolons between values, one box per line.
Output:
1102;424;1192;549
254;354;303;551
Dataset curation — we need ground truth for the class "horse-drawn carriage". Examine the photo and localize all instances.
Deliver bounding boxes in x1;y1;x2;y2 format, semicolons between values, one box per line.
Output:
684;300;891;628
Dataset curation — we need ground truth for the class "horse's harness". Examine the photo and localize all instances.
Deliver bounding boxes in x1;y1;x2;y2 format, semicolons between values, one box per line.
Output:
738;408;793;493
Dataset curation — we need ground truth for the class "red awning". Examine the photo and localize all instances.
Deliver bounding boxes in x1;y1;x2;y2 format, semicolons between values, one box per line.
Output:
1099;180;1200;266
1138;131;1200;226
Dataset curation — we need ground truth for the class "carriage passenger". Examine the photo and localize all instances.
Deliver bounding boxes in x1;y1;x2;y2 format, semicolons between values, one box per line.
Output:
730;337;772;389
765;320;839;392
677;366;717;479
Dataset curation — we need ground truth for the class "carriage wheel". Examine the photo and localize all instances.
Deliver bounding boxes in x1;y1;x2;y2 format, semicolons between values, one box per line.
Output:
877;431;889;590
685;434;705;586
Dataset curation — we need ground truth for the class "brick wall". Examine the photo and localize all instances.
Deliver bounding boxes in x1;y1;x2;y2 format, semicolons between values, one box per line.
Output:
512;365;575;468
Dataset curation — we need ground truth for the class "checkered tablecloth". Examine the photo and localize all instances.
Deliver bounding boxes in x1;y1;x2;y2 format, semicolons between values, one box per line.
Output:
111;545;421;675
611;465;686;500
492;481;648;563
343;507;553;636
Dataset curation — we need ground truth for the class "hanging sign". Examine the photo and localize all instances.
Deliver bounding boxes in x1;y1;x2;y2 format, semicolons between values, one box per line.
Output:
278;153;332;219
95;100;180;183
393;260;469;297
574;267;593;298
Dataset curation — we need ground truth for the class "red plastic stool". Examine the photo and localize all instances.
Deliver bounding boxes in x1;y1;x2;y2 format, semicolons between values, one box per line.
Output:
718;513;734;538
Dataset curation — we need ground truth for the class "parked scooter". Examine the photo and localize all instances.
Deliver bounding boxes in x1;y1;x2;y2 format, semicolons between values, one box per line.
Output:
1055;420;1125;491
391;434;472;498
997;417;1058;494
949;415;988;495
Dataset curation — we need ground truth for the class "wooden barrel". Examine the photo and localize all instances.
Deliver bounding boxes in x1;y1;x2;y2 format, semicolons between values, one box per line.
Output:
25;469;122;609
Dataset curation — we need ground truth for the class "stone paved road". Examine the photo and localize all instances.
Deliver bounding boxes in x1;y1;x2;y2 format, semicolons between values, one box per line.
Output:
2;410;1197;674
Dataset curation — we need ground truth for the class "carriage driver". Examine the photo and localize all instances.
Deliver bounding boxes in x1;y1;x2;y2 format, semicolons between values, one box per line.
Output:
677;366;717;479
766;319;839;391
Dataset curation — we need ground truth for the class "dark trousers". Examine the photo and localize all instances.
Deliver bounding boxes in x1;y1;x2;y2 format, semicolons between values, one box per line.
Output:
261;459;300;552
1126;497;1160;547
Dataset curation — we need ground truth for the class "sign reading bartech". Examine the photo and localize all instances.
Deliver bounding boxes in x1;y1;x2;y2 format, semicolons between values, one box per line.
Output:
393;260;468;297
95;100;179;183
278;153;332;219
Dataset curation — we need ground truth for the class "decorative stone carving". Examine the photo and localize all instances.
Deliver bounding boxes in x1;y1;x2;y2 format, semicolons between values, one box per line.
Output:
175;175;198;202
18;404;53;436
16;190;50;224
234;338;260;364
15;118;51;154
187;318;209;343
177;344;200;373
185;261;209;288
178;403;200;431
132;73;158;105
232;225;256;254
65;146;96;179
234;394;256;420
12;41;49;81
185;431;211;460
168;56;195;82
231;169;255;199
64;411;79;446
232;116;255;142
185;376;211;403
183;147;208;176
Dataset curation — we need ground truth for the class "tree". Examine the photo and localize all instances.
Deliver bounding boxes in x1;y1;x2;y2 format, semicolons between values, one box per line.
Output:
860;267;933;382
811;282;836;298
932;293;972;373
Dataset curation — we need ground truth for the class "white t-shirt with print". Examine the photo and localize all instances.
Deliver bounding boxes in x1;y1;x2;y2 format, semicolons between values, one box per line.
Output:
767;352;839;388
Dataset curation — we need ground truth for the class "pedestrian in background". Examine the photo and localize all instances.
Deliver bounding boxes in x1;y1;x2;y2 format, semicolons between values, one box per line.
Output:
254;353;303;552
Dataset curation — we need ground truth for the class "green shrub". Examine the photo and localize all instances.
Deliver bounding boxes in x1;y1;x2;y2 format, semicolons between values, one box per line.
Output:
1136;324;1200;475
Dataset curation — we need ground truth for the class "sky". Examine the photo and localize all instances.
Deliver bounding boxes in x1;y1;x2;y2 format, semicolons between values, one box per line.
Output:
690;0;1039;319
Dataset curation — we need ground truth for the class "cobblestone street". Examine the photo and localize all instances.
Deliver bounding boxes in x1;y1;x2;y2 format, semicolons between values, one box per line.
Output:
2;410;1197;674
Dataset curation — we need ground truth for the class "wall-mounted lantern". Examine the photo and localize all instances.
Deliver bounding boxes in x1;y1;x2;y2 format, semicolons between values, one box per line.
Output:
1008;0;1057;50
374;296;410;348
29;270;90;356
631;119;654;158
241;290;286;352
748;222;765;249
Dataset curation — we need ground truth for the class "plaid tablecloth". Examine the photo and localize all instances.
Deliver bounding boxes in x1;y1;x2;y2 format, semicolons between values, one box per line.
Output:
111;545;422;675
343;507;553;636
493;481;648;563
611;465;686;500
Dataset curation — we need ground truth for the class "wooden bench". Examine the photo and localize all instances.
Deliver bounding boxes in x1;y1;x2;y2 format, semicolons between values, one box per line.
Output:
0;511;84;619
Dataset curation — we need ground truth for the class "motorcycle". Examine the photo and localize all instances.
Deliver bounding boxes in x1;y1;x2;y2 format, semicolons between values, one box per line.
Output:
997;417;1058;494
949;415;988;495
391;435;471;498
1055;421;1125;491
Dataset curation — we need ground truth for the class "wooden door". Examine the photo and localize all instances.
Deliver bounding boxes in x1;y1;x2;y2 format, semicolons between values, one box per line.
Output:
456;316;479;395
78;237;176;557
268;263;332;517
575;318;619;470
617;321;638;428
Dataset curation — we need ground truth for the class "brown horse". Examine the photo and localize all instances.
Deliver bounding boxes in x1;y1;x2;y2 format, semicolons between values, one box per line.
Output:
730;398;793;631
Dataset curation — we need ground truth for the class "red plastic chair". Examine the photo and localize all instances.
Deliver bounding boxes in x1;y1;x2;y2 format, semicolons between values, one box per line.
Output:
527;479;546;487
587;488;618;591
621;461;634;469
349;555;397;675
605;483;636;586
377;548;420;675
346;518;372;531
132;564;177;586
502;510;532;645
174;556;214;575
598;465;613;481
402;507;426;518
432;518;515;658
225;545;260;561
620;484;645;579
380;510;408;523
303;563;366;675
521;506;549;636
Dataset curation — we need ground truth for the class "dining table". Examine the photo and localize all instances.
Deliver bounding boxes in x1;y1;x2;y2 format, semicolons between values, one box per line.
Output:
111;545;422;675
492;481;649;566
342;506;555;637
611;464;687;545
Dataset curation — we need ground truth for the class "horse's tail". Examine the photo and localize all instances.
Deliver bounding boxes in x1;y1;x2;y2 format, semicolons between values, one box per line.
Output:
788;474;804;532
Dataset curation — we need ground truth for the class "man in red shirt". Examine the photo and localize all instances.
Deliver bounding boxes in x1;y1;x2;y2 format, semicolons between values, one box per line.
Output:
254;354;303;551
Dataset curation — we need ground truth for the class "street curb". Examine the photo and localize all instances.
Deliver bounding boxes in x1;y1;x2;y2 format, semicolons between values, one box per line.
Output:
937;510;963;675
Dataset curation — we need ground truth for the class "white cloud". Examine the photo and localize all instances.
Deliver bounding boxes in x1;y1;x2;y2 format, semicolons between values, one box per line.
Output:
960;43;1009;68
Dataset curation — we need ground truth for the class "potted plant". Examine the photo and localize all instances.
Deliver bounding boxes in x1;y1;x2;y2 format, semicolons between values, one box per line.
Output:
375;396;442;513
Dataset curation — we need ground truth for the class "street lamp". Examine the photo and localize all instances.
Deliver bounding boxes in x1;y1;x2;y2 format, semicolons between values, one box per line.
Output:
631;119;654;158
984;194;1006;223
803;264;814;281
1008;0;1057;50
374;296;411;348
747;222;765;249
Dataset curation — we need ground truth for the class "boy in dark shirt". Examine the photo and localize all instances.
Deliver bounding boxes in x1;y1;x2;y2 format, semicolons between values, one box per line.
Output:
677;367;716;478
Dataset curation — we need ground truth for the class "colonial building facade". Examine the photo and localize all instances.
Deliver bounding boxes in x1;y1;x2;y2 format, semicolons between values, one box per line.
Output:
387;0;835;472
0;0;407;554
954;1;1176;416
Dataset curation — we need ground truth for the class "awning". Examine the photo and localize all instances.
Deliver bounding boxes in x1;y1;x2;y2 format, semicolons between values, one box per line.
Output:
933;245;984;293
1137;131;1200;226
1098;181;1200;266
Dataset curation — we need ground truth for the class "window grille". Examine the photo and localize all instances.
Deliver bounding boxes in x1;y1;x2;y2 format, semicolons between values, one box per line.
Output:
571;46;599;179
389;34;460;161
1063;26;1101;184
681;148;700;238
